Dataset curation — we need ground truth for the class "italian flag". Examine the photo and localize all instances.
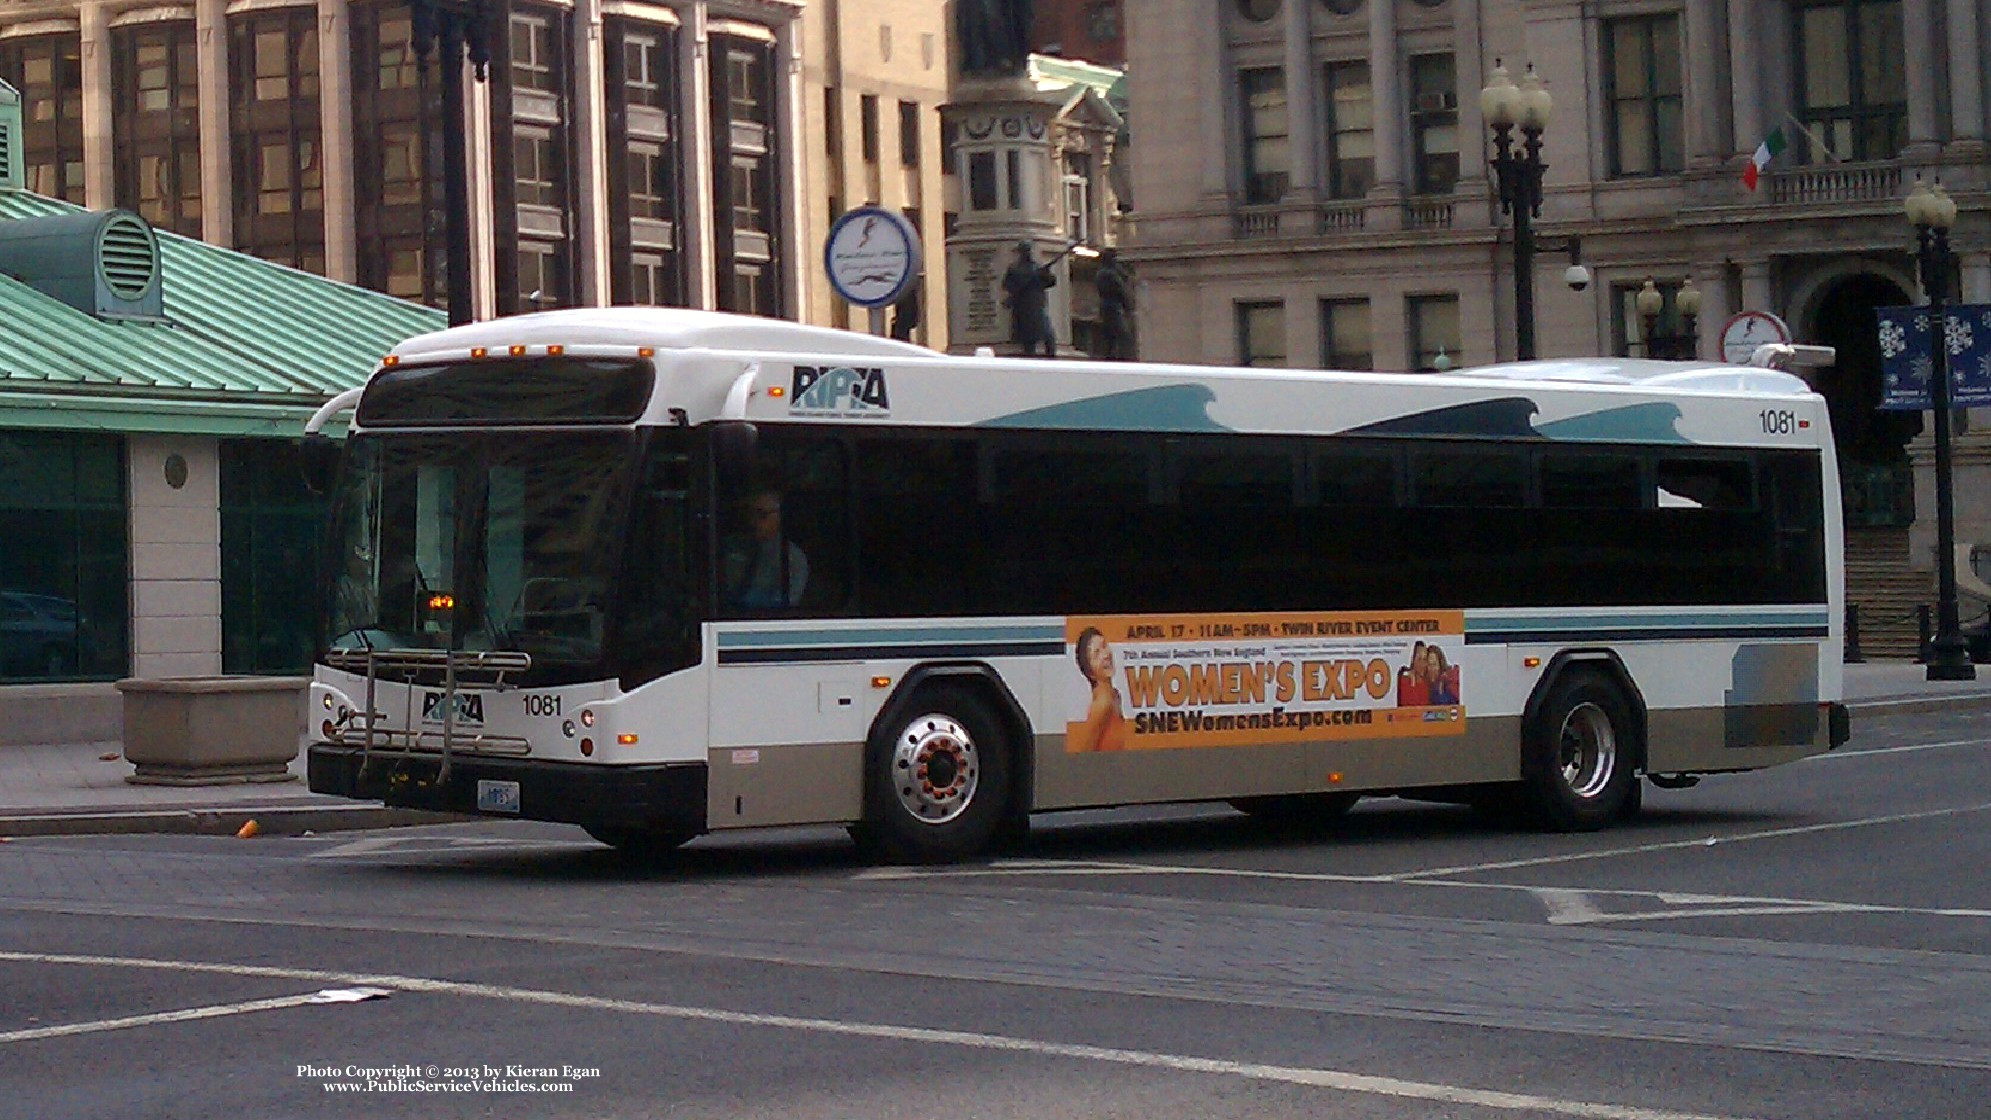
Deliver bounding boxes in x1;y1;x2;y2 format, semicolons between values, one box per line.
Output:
1741;127;1788;190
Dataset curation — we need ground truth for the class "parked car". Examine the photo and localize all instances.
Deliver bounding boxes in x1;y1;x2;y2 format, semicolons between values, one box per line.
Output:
0;592;82;678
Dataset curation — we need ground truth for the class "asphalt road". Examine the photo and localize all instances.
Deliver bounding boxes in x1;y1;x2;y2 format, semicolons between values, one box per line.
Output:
2;705;1988;1120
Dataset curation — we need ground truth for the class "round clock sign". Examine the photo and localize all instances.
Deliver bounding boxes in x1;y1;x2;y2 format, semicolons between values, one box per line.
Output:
1719;310;1792;365
823;206;921;309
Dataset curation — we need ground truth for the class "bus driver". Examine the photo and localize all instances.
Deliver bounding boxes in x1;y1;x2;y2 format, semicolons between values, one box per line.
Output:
722;490;809;611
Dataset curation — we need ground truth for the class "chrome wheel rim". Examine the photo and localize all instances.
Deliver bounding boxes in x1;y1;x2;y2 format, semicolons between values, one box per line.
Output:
1557;701;1617;799
891;712;980;825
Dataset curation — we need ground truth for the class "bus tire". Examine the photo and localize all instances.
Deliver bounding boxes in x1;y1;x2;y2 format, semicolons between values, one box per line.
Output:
857;685;1011;864
1229;792;1360;829
585;824;694;860
1520;669;1639;831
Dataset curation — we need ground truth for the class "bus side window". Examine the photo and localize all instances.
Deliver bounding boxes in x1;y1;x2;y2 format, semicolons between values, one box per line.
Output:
719;433;850;617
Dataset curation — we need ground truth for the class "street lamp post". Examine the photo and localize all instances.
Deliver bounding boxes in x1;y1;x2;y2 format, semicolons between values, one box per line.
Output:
1905;178;1975;680
1481;62;1553;360
409;0;496;326
1636;277;1703;360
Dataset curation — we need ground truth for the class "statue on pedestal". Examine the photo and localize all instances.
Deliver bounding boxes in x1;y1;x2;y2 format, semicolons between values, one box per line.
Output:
958;0;1033;77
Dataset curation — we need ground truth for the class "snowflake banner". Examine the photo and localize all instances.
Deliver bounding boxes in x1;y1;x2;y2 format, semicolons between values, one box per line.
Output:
1877;304;1991;410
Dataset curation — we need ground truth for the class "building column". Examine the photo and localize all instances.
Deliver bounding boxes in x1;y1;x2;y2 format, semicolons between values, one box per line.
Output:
1282;0;1317;201
1366;0;1404;227
1684;0;1723;168
1903;0;1940;156
79;1;113;209
1452;0;1488;219
1197;10;1229;203
679;2;715;310
127;436;222;679
317;0;356;283
1949;0;1985;149
1728;0;1761;161
1741;257;1773;313
468;66;497;321
775;16;807;320
572;0;609;305
196;0;230;246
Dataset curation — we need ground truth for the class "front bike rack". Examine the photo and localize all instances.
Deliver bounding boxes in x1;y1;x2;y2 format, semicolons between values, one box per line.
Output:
323;648;532;786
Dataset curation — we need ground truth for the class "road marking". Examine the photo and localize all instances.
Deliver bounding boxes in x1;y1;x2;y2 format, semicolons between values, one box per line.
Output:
1809;736;1985;760
0;949;1748;1120
0;991;327;1043
304;835;598;860
1383;801;1991;880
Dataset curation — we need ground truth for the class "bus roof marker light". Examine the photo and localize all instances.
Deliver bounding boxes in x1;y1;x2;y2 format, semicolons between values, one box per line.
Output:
470;347;488;358
381;354;400;367
638;347;655;358
509;344;527;357
546;344;563;356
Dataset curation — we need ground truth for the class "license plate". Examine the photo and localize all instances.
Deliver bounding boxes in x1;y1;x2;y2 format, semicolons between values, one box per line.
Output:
475;780;521;814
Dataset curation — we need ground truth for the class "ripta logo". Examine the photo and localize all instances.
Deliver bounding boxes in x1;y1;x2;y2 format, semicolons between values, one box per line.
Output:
791;365;890;415
421;691;484;725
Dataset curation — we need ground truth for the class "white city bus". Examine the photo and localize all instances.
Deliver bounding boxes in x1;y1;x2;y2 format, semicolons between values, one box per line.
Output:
304;307;1849;861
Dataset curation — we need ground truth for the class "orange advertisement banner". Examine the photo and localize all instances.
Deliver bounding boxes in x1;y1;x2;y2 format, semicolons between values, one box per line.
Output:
1063;611;1466;752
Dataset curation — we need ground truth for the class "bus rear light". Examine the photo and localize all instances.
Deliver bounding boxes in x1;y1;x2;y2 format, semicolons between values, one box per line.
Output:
580;738;594;757
470;347;488;358
322;694;334;710
509;345;527;356
617;733;638;745
321;720;335;739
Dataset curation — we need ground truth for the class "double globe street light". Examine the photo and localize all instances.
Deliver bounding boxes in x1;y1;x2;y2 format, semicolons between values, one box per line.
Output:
1904;177;1975;680
1636;277;1703;360
1481;61;1553;361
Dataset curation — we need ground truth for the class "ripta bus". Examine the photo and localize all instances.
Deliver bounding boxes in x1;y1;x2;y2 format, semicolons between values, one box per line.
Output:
301;307;1849;861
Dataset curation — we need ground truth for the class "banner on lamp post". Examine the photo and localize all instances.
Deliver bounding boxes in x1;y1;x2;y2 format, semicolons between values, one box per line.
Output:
1877;304;1991;410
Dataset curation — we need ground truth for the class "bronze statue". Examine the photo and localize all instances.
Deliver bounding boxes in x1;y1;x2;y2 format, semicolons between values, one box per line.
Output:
1094;249;1134;361
958;0;1033;77
1001;241;1057;357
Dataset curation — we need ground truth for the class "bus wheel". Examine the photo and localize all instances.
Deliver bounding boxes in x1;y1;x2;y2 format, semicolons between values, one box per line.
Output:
1521;670;1638;831
1229;792;1360;829
584;825;694;860
859;686;1011;864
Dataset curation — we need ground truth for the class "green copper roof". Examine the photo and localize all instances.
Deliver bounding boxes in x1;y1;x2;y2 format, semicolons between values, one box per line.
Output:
0;189;445;437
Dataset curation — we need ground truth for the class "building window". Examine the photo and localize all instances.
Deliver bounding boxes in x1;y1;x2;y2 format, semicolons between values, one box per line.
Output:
860;93;879;163
967;150;998;210
711;37;780;316
221;440;323;675
0;431;127;682
1604;15;1684;177
1237;301;1287;367
230;9;325;272
606;20;681;307
1408;293;1461;371
1239;67;1288;204
899;99;921;168
1063;151;1092;243
1321;299;1372;369
1612;280;1685;357
111;21;202;235
351;3;440;305
0;33;87;204
1323;60;1373;200
495;6;575;313
1088;3;1121;41
1409;54;1458;195
1795;0;1906;162
1237;0;1282;20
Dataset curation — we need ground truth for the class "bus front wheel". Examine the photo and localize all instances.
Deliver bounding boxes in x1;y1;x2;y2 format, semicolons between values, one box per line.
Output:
1520;669;1639;831
855;685;1012;864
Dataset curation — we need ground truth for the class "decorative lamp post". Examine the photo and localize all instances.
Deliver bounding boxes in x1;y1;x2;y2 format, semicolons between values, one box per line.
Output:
1905;178;1975;680
1637;277;1703;359
409;0;496;326
1482;62;1552;360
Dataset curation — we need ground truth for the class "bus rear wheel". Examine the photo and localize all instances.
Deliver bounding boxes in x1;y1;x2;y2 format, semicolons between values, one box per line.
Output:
585;824;695;860
855;685;1011;864
1520;669;1639;831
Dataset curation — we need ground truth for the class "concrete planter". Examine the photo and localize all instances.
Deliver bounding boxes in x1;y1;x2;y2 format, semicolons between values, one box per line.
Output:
117;676;306;785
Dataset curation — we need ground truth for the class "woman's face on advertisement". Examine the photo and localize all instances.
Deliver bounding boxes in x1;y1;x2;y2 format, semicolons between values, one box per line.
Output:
1085;636;1114;682
1425;648;1442;678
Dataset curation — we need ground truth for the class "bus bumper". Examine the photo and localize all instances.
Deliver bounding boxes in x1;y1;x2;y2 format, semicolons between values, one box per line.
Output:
307;744;707;833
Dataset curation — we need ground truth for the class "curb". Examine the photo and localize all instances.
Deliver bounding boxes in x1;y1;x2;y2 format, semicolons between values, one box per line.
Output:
1848;693;1991;717
0;805;463;839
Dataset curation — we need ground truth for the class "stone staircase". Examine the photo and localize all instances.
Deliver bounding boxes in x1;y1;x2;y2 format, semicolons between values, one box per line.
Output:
1845;527;1929;661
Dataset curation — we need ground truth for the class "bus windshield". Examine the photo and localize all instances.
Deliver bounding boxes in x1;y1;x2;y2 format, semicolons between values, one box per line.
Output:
323;431;637;683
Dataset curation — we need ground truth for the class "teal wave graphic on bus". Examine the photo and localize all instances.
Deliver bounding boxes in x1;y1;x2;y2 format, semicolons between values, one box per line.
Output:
792;365;891;415
982;384;1226;431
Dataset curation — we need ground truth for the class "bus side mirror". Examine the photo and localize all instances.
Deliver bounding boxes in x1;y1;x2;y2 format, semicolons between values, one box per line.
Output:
711;421;758;485
298;433;342;495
